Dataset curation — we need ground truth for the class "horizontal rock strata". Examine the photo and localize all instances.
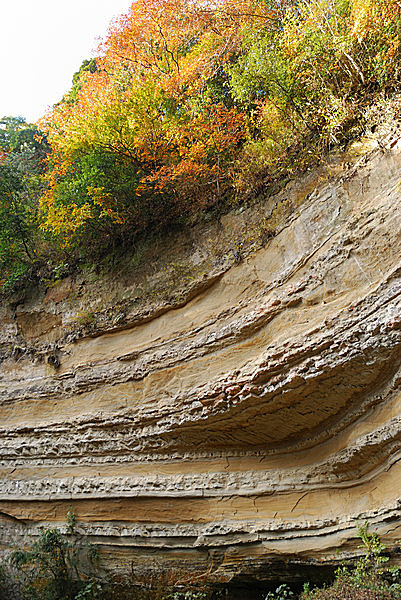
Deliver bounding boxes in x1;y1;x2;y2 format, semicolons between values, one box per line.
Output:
1;130;401;582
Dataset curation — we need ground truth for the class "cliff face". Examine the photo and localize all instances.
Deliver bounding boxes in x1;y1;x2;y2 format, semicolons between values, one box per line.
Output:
1;123;401;585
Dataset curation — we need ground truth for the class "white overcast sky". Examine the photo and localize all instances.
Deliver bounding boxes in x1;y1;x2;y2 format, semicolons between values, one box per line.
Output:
0;0;133;123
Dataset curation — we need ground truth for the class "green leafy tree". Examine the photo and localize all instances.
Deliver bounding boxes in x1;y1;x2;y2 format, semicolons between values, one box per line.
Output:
0;116;49;293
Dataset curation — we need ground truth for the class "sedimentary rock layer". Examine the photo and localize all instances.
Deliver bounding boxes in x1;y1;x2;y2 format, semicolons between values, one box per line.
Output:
1;129;401;581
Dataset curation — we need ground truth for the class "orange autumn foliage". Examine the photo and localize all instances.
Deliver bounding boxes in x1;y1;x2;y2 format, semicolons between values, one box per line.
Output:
37;0;401;248
38;0;252;242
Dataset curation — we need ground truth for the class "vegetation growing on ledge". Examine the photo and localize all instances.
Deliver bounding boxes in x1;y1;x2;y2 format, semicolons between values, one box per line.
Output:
0;0;400;293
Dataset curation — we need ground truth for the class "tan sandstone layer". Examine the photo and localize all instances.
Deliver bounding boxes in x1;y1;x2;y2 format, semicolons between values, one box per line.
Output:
0;121;401;583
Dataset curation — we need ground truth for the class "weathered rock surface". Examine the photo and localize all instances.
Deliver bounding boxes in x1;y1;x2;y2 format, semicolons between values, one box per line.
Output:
1;124;401;583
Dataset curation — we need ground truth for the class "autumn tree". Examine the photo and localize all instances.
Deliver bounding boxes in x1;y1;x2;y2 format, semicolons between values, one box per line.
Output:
37;0;401;250
38;0;253;249
227;0;401;191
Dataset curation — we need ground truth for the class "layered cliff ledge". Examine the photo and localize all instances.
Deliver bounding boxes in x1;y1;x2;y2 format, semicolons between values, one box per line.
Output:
1;122;401;585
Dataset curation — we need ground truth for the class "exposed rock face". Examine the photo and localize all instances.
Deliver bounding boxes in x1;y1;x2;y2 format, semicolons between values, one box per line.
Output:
1;127;401;584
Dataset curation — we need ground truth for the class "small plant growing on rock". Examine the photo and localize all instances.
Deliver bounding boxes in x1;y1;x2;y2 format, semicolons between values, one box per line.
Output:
265;584;294;600
77;310;97;328
301;524;401;600
2;510;101;600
